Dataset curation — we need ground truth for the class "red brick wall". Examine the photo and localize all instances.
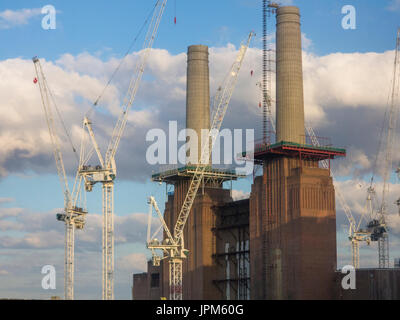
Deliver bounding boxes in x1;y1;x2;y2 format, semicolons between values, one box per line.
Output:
162;180;232;300
250;157;337;299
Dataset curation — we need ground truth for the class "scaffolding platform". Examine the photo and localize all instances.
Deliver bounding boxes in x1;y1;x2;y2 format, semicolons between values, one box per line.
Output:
244;140;346;162
151;165;244;184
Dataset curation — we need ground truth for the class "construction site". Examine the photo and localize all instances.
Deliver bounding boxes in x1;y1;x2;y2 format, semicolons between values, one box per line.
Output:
132;2;400;300
31;0;400;300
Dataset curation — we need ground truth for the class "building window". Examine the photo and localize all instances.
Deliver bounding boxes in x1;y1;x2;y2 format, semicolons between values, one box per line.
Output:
151;273;160;288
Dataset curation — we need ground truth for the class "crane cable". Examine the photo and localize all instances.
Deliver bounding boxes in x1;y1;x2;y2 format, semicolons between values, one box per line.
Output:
89;0;160;112
45;77;79;163
81;0;160;161
369;60;397;190
369;110;389;187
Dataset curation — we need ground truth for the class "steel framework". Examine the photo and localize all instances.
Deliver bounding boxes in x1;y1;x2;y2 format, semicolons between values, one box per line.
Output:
261;1;279;144
33;57;87;300
102;182;114;299
79;0;167;299
368;28;400;268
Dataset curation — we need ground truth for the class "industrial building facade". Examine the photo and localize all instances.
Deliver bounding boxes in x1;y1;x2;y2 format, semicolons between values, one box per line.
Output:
132;5;400;300
133;197;250;300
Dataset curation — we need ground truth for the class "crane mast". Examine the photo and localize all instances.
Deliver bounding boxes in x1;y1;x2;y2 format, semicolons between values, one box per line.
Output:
261;1;279;144
33;57;87;300
371;28;400;268
79;0;167;300
148;32;254;300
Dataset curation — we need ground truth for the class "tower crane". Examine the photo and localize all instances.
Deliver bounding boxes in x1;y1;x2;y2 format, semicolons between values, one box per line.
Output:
307;126;372;269
147;32;254;300
33;57;87;300
78;0;167;300
368;28;400;268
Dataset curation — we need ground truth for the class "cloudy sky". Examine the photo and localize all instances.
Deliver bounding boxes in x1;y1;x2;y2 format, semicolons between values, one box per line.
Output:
1;0;400;300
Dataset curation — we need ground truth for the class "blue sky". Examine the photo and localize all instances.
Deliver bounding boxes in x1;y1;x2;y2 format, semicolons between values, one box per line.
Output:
1;0;400;300
1;0;399;212
1;0;400;61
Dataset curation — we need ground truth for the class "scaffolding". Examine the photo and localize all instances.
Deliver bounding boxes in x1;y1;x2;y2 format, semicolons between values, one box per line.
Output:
212;199;250;300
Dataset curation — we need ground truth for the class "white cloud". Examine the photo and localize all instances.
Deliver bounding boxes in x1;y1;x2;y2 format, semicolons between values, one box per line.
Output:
387;0;400;11
117;253;147;272
0;207;21;219
2;42;400;296
0;207;150;299
0;45;397;185
333;148;372;178
335;178;400;236
0;8;42;29
0;197;14;204
231;190;250;201
303;50;395;124
302;33;312;51
0;207;149;250
279;0;294;5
